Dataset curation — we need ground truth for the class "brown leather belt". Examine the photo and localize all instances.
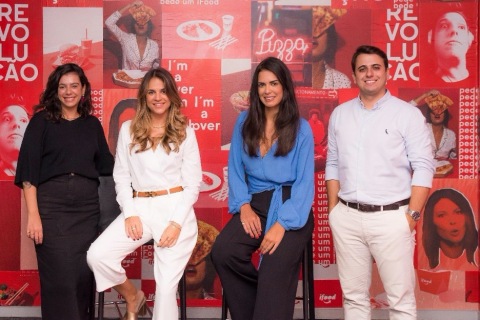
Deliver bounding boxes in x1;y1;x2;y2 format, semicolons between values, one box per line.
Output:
339;198;410;212
133;186;183;198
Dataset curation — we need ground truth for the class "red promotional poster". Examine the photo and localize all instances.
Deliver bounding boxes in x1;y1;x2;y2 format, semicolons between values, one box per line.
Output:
312;172;335;267
163;59;222;151
457;88;478;179
419;2;478;88
43;7;104;89
185;211;223;305
0;1;43;180
252;2;312;86
372;6;420;87
103;88;137;154
0;271;40;306
0;183;21;270
296;87;338;172
195;149;229;217
399;87;462;179
417;179;479;272
161;0;251;60
415;178;479;310
220;59;251;147
103;0;162;89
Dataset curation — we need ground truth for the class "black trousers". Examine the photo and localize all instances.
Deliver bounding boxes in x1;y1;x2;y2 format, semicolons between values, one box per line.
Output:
36;174;99;320
211;187;314;320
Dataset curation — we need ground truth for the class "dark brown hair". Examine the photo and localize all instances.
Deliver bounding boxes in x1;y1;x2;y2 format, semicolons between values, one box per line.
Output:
242;57;299;157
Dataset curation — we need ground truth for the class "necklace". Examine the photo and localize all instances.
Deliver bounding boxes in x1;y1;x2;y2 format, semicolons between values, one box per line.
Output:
62;114;80;121
152;124;166;129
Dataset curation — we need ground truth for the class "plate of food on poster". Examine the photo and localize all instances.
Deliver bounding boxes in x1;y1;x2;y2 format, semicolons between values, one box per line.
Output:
200;171;221;192
112;70;147;88
434;160;453;178
177;20;221;42
52;43;88;68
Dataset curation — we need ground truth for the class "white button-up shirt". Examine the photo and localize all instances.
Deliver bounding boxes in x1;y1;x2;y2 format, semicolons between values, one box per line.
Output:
325;90;434;205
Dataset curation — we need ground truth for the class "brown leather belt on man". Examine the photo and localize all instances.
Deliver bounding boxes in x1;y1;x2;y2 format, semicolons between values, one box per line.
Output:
339;198;410;212
133;186;184;198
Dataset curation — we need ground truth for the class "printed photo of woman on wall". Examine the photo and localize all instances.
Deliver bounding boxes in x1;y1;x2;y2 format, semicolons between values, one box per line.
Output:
422;188;479;271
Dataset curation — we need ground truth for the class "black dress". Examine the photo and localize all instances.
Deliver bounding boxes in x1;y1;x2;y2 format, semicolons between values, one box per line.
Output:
15;111;114;320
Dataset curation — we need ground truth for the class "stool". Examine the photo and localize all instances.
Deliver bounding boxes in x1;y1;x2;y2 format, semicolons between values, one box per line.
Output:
221;238;315;320
95;272;187;320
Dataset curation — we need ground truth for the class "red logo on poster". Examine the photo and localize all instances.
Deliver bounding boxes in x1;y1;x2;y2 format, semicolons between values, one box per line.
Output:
314;279;343;307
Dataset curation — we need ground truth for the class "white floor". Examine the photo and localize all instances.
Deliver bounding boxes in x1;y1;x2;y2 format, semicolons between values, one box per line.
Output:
0;306;478;320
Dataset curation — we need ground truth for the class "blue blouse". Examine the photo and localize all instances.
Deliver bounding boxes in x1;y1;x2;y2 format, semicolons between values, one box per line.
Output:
228;111;315;233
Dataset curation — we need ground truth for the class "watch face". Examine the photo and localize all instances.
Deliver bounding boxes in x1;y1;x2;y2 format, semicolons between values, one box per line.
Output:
410;210;421;221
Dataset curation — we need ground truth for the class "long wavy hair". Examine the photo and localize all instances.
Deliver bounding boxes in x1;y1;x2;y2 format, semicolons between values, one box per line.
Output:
130;68;187;154
423;188;478;269
243;57;299;157
34;63;92;122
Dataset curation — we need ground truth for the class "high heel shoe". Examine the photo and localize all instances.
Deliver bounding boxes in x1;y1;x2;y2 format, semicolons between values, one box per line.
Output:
123;290;147;320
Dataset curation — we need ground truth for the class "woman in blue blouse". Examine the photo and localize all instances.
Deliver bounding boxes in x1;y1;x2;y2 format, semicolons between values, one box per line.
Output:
211;57;315;320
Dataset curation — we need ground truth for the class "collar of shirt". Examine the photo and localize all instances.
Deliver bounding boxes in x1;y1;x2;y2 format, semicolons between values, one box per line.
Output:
356;90;391;111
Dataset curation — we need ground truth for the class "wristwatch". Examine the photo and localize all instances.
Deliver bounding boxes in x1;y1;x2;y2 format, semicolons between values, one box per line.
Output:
407;208;421;221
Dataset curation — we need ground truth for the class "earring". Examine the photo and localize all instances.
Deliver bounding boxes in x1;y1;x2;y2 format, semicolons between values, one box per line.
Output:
81;95;85;103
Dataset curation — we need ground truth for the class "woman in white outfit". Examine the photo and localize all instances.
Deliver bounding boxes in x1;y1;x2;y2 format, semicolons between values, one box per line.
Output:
87;67;202;320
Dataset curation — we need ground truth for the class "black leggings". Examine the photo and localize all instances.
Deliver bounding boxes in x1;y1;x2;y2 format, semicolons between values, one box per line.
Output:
211;188;314;320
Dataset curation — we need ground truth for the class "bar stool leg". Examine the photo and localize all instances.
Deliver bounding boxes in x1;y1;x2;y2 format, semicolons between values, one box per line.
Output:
179;272;187;320
302;242;309;320
89;278;96;320
307;238;315;320
98;291;105;320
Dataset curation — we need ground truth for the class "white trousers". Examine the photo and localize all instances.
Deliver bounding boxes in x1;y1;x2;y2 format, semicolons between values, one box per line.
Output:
87;192;198;320
329;202;417;320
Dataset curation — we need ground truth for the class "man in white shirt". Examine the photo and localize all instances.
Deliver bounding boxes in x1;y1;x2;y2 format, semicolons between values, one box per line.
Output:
325;45;434;320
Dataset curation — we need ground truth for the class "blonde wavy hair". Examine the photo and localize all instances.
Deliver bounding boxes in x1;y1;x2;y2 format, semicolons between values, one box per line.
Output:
129;68;187;154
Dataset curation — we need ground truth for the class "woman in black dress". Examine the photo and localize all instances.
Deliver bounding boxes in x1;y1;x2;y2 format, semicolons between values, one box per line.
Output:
15;63;114;320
